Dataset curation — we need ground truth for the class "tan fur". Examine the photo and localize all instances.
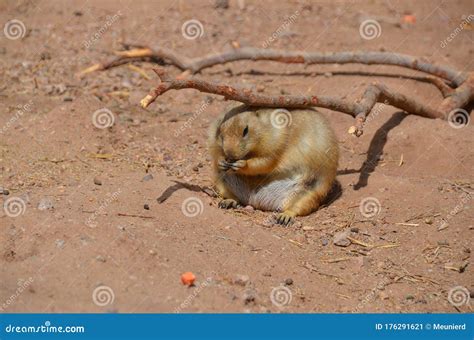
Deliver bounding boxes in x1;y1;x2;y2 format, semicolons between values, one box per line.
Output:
208;105;339;225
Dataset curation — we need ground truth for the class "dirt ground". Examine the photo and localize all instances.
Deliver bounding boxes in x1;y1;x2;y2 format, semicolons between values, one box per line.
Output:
0;0;473;313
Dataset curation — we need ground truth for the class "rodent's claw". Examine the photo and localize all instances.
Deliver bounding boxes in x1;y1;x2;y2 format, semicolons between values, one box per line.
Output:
218;198;240;209
275;213;295;226
218;160;231;171
229;159;247;171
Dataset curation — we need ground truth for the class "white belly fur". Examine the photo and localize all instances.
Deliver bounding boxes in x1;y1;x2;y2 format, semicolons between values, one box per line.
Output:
222;174;300;211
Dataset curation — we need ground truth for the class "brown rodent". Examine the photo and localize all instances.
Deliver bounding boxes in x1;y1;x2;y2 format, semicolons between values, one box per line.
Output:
208;105;339;225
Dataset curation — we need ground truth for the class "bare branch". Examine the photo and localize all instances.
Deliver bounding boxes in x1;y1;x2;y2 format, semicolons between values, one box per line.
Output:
82;44;467;86
141;68;446;137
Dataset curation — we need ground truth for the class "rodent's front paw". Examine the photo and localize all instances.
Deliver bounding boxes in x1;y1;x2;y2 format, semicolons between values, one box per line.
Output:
228;160;247;171
275;212;295;226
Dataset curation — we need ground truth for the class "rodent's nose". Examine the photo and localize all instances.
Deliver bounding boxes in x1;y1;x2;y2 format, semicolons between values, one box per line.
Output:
224;151;236;163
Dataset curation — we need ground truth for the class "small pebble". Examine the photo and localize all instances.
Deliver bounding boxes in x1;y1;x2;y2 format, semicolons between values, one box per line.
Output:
55;239;65;248
244;205;254;211
333;230;351;247
284;278;294;286
93;177;102;186
149;250;157;256
96;255;106;263
406;295;415;300
142;173;154;181
424;217;433;225
214;0;229;9
321;238;329;246
144;204;150;210
350;227;359;233
234;274;250;286
38;197;54;211
243;289;257;305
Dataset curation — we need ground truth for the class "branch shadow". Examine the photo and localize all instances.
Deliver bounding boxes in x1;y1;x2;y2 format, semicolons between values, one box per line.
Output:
353;111;408;190
211;69;454;88
157;181;216;204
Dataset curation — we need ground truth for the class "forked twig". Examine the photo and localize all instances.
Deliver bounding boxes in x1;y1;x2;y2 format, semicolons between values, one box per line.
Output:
140;68;467;137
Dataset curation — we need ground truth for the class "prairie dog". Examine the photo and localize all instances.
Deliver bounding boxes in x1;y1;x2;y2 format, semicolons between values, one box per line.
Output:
208;105;339;225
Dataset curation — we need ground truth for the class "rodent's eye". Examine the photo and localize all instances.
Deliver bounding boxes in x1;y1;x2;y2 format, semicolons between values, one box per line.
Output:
242;126;249;137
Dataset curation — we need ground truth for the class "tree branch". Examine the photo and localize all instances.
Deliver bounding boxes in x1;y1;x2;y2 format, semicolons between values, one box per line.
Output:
81;44;467;86
141;68;447;137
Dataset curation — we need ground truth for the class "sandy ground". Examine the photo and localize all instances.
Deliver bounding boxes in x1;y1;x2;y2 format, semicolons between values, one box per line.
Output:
0;0;473;313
